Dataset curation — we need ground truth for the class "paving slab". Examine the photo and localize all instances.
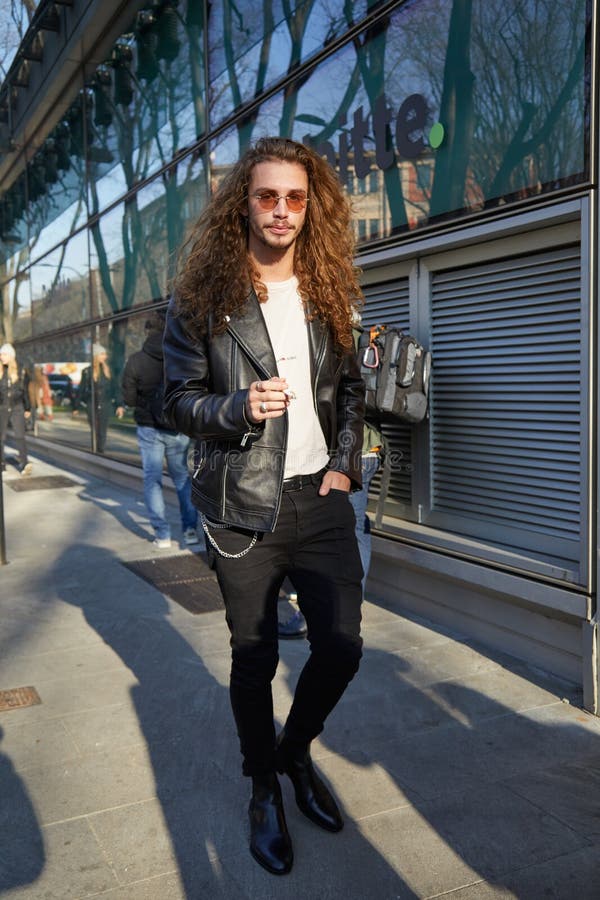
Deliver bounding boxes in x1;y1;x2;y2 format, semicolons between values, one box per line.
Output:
0;818;118;898
502;752;600;842
0;716;82;772
441;845;600;900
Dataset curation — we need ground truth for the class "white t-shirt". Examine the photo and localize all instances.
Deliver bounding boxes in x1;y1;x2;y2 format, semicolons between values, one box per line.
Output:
261;276;329;479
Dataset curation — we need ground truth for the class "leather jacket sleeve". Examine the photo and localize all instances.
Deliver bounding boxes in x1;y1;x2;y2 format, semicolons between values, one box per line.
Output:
120;355;139;408
163;301;253;441
329;348;365;490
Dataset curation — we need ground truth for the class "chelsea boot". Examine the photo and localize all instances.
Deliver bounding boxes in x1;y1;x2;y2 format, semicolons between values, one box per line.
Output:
276;732;344;833
249;772;293;875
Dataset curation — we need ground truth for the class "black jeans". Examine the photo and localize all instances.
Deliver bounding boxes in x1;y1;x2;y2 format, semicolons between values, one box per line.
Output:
210;479;363;776
87;405;110;453
0;404;28;467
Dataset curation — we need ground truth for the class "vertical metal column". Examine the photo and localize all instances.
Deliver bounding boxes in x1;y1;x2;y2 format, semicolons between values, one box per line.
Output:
0;445;7;565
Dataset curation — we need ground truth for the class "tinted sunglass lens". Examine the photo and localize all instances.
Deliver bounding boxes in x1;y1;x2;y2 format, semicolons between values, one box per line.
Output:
254;194;306;211
257;195;277;210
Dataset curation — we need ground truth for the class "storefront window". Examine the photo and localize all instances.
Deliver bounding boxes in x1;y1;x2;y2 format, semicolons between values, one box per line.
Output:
220;0;587;240
208;0;372;137
294;0;588;238
89;147;208;318
0;174;29;268
89;197;158;317
26;96;89;258
1;248;31;342
30;233;91;334
87;4;207;212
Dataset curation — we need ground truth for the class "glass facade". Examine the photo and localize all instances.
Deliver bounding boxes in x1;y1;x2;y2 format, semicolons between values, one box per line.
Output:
0;0;592;549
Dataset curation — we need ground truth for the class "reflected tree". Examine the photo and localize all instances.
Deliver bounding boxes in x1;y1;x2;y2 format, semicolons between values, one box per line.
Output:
0;0;36;343
86;5;207;375
429;0;474;217
347;0;408;228
428;0;586;218
0;248;28;343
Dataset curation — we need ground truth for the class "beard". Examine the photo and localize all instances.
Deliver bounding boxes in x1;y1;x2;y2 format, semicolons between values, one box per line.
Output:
248;218;303;254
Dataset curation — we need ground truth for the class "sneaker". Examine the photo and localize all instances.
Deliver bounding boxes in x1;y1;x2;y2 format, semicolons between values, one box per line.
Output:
278;608;307;639
152;537;172;550
19;462;33;477
183;527;200;545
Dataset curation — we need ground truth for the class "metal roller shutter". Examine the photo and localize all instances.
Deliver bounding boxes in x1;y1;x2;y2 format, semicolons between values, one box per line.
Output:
428;244;583;566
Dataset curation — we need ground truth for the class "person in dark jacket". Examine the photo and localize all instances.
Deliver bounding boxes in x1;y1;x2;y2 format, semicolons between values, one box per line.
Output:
0;343;32;475
121;311;198;549
163;137;365;876
75;343;123;453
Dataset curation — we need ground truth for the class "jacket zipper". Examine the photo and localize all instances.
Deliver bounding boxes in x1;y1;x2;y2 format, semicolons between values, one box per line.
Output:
226;320;272;448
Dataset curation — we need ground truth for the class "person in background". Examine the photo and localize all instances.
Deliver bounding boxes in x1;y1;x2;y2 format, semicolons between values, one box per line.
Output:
30;366;53;428
277;578;306;639
121;310;199;550
75;343;123;453
0;343;33;475
163;136;365;875
349;419;384;596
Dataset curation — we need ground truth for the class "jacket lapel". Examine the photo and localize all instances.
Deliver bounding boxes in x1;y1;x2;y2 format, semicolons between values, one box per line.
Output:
226;291;277;380
307;310;328;385
226;292;328;386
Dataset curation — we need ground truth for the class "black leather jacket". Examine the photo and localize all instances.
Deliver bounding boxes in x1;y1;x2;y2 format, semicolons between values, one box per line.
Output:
0;365;30;412
163;293;365;533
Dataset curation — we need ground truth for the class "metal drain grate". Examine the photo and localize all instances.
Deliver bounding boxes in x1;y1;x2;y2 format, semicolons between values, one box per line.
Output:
9;475;79;492
123;553;224;614
0;686;42;712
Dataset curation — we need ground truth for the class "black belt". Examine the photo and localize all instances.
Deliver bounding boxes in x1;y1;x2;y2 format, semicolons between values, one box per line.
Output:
282;469;326;492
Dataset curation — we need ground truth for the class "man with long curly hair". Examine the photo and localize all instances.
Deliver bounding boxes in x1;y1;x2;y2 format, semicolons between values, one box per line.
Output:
163;136;365;876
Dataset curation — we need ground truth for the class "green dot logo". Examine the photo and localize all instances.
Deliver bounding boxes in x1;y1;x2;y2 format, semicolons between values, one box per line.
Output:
428;122;445;149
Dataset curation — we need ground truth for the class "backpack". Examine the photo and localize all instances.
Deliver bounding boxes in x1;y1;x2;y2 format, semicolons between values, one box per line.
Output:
357;324;432;424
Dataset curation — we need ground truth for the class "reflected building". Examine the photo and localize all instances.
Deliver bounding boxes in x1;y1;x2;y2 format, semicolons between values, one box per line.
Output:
0;0;597;708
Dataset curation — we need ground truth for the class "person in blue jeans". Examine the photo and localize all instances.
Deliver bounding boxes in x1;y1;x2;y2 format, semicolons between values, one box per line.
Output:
349;421;383;596
136;426;198;548
121;310;199;549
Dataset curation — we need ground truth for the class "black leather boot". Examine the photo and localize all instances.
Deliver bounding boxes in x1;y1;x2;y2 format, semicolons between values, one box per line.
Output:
276;733;344;832
249;772;293;875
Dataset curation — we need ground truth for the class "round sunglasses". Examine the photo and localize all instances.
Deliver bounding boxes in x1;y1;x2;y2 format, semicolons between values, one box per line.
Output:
249;191;309;212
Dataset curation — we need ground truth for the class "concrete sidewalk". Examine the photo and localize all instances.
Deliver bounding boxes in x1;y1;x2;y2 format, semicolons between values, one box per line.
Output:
1;448;600;899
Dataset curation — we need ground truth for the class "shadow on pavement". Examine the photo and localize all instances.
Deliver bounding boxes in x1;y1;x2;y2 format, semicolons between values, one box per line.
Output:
299;632;600;898
44;542;413;897
0;725;45;892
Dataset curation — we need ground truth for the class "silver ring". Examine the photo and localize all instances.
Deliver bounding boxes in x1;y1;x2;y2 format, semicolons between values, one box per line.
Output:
259;401;268;414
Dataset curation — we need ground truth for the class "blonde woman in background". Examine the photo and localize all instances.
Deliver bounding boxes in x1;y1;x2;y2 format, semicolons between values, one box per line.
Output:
75;343;124;452
0;343;32;475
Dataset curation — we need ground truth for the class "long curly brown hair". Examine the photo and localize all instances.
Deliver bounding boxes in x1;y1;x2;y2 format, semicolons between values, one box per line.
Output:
172;137;362;352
